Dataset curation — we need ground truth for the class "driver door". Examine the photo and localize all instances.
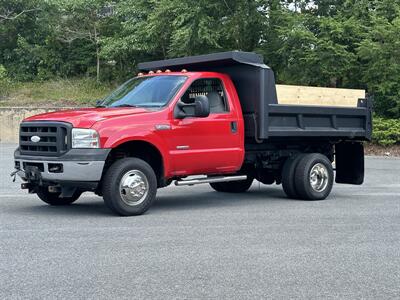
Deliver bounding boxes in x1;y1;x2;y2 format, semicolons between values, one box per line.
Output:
167;77;242;176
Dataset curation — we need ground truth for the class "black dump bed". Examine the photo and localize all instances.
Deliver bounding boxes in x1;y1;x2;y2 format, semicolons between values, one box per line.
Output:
138;51;372;142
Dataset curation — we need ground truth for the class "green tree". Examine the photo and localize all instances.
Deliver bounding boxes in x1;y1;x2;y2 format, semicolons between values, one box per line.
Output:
0;0;51;80
54;0;114;82
220;0;264;51
358;16;400;117
0;0;399;119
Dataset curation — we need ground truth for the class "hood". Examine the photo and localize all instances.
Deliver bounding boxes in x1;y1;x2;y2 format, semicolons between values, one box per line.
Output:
24;107;151;128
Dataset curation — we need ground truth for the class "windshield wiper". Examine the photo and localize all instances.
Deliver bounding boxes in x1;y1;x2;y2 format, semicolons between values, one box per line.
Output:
95;100;106;108
112;104;138;108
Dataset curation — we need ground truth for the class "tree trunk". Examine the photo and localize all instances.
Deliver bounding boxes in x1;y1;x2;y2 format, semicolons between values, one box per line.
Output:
94;24;100;83
96;45;100;83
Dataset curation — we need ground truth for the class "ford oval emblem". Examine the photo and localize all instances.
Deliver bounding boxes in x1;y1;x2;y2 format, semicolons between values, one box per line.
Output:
31;135;41;143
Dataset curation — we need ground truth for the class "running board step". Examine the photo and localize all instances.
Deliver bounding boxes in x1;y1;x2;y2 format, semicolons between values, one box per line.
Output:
174;175;247;186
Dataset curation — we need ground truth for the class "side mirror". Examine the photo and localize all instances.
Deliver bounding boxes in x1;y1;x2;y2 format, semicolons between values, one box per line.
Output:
175;95;210;119
193;95;210;118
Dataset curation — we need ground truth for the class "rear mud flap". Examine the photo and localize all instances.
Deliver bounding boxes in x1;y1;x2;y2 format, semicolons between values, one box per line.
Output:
335;142;364;185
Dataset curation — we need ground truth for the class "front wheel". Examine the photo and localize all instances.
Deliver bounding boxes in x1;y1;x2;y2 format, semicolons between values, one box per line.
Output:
37;188;81;206
102;158;157;216
210;177;254;193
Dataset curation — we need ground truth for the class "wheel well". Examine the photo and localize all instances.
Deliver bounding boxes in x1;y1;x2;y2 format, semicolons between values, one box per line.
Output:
243;142;335;185
104;141;165;187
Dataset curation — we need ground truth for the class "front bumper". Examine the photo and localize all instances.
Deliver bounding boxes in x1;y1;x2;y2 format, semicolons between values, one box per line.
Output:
14;148;111;182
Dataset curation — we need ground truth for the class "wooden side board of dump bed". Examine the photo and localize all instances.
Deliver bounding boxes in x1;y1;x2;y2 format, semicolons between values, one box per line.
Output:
276;85;365;107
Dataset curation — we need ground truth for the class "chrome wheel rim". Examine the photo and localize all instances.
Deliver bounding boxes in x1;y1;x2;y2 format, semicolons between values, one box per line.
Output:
309;163;329;192
119;170;149;206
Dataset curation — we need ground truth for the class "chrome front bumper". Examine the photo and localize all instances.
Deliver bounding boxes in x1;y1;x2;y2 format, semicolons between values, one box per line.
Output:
14;148;110;182
15;160;105;182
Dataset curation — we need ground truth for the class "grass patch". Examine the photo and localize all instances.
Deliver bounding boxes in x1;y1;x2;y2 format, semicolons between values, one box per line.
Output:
0;78;117;107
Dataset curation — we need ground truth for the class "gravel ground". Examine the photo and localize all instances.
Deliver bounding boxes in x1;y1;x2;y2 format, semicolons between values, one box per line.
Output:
1;144;399;299
365;144;400;157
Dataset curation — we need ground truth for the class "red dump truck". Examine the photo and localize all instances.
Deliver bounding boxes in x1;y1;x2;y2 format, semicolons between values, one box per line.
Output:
12;51;372;216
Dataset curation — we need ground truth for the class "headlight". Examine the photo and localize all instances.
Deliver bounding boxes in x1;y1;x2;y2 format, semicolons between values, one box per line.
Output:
72;128;100;148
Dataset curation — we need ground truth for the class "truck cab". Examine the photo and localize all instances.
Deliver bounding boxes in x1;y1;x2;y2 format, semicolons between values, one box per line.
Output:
13;51;371;216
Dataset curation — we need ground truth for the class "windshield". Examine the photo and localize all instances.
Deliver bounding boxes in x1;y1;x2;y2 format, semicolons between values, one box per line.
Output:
99;75;187;108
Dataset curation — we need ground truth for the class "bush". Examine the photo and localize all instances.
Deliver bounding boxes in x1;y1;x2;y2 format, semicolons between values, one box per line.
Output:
0;65;12;100
372;117;400;146
0;65;7;80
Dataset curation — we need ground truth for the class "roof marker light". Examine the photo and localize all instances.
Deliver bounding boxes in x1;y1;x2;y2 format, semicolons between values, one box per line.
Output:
138;72;144;76
148;70;154;74
165;69;171;73
156;70;162;73
181;69;187;73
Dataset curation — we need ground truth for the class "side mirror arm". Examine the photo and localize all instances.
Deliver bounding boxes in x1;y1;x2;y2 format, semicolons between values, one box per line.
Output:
174;100;194;119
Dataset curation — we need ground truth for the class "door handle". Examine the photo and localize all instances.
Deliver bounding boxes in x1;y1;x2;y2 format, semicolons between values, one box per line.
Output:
230;121;238;133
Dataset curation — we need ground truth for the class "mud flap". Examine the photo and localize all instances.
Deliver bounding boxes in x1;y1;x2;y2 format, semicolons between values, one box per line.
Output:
335;142;364;185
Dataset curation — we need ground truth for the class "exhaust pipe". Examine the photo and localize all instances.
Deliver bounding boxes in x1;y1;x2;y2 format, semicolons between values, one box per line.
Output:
175;175;247;186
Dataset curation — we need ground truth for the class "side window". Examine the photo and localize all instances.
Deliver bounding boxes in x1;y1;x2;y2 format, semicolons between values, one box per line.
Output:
181;78;229;114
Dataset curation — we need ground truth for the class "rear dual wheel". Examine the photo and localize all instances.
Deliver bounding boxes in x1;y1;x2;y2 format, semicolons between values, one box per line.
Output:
282;153;333;200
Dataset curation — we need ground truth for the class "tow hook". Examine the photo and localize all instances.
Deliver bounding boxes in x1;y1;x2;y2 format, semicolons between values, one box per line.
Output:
10;169;19;182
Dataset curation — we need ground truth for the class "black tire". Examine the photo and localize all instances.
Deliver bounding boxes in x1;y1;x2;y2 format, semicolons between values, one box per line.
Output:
209;177;254;193
281;154;306;199
102;158;157;216
294;153;334;200
37;188;81;206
